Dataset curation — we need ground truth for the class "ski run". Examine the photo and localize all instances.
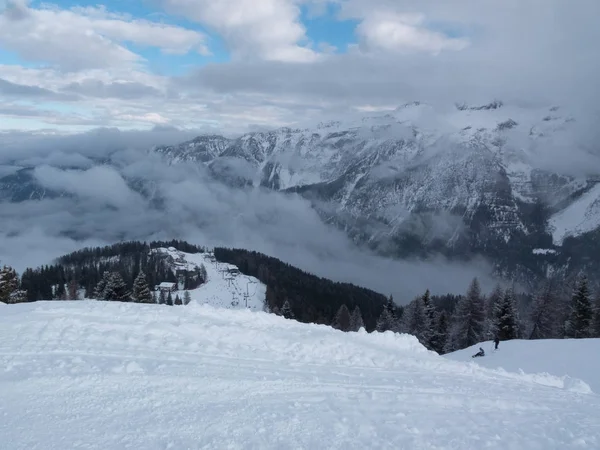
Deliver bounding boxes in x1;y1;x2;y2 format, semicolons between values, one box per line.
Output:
1;300;599;449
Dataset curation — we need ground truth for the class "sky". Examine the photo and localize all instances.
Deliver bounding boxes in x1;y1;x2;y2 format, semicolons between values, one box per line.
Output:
1;0;598;134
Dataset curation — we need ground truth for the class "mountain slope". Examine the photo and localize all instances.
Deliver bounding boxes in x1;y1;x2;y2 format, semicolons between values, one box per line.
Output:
445;339;599;393
1;301;599;449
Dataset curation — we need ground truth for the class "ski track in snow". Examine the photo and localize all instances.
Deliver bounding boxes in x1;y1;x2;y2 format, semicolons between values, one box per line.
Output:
1;301;599;449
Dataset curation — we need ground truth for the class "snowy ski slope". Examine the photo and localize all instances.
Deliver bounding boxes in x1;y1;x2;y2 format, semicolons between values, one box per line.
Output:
446;338;599;393
153;247;266;311
1;301;599;449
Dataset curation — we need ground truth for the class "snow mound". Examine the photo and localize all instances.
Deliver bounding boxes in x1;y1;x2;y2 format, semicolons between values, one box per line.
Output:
153;247;266;311
1;301;599;449
446;338;599;393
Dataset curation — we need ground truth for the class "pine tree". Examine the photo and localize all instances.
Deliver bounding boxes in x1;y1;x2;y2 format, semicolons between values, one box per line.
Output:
132;271;153;303
158;290;166;305
593;296;600;338
333;304;351;331
0;265;18;303
446;278;486;352
493;287;520;341
420;289;437;349
183;291;192;306
103;272;130;302
55;281;66;300
166;291;174;306
529;281;559;339
94;273;108;300
175;295;182;306
350;305;365;332
565;275;593;338
485;284;503;338
402;295;426;339
281;300;294;319
430;311;449;354
152;290;158;304
376;295;398;332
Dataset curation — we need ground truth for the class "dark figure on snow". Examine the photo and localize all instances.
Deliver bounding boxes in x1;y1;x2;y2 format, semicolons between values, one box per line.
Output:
472;347;485;358
494;337;500;350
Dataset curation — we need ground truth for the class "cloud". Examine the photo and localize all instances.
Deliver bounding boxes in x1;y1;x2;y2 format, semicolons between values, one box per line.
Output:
0;78;77;100
0;1;208;71
356;12;469;54
0;130;494;301
33;165;143;208
158;0;319;62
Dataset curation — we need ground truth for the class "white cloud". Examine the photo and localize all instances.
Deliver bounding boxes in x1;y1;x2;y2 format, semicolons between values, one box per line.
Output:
0;1;209;70
356;12;469;54
158;0;319;62
33;165;142;208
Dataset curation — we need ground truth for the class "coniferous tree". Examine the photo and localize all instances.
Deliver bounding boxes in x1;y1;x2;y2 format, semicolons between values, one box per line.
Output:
376;295;398;332
166;291;174;306
0;265;26;304
529;281;559;339
103;272;130;302
421;289;437;349
430;311;449;354
94;274;108;300
402;295;427;340
132;271;153;303
350;305;365;332
485;284;504;338
493;287;520;341
152;290;158;304
158;290;166;305
183;291;192;306
445;278;486;352
565;275;593;339
333;304;351;331
174;294;182;306
55;281;67;300
593;296;600;338
281;300;295;319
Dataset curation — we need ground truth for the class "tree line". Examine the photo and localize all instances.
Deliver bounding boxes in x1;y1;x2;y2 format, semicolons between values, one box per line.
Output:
2;242;600;356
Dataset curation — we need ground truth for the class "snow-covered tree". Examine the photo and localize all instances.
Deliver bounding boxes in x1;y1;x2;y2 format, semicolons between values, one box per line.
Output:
166;291;174;306
132;271;153;303
350;305;365;332
376;295;398;332
420;289;437;349
174;294;182;306
445;278;486;352
93;274;108;300
529;281;559;339
100;272;130;302
333;304;351;331
281;300;295;319
565;275;593;339
593;296;600;338
158;290;166;305
0;265;26;304
183;291;192;306
493;287;520;341
152;290;158;304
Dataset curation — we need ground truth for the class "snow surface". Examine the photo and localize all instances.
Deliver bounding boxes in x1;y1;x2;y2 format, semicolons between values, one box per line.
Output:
533;248;557;255
446;339;599;393
152;247;266;311
1;301;600;449
549;184;600;245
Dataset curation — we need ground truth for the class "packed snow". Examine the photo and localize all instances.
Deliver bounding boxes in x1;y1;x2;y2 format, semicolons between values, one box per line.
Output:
446;339;599;393
1;301;600;449
549;183;600;245
152;247;266;311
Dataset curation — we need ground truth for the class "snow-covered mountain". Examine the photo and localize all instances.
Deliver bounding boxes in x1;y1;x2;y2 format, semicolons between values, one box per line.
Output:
153;102;600;283
2;101;599;285
1;300;598;448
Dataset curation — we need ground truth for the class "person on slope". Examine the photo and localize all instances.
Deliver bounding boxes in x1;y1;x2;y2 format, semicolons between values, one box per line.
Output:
494;336;500;350
472;347;485;358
